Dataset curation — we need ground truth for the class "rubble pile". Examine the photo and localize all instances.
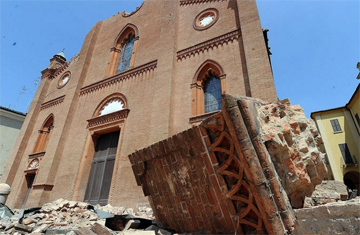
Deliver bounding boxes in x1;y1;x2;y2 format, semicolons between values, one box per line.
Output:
258;99;328;208
294;197;360;235
0;199;158;235
303;180;348;207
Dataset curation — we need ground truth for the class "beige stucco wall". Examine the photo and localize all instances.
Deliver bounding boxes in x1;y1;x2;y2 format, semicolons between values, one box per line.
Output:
313;107;359;181
0;109;25;180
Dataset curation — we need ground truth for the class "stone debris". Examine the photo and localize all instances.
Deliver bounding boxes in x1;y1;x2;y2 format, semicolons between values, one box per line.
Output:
0;198;161;235
258;99;328;208
303;180;348;207
293;197;360;235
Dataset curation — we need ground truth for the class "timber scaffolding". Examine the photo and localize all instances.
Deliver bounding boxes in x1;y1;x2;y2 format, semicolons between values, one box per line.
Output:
128;94;330;234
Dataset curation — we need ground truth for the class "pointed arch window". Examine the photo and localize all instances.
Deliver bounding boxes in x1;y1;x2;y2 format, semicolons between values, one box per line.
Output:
204;74;222;113
191;60;227;121
107;24;139;77
117;34;135;73
33;115;54;153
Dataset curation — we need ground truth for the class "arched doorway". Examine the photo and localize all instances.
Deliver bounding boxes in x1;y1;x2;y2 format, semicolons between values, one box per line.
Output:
344;171;360;197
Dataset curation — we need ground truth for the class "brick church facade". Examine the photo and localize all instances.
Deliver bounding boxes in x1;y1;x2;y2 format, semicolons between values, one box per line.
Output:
2;0;277;209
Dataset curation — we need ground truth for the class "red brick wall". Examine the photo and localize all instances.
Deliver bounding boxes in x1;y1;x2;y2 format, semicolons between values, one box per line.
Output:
2;0;278;209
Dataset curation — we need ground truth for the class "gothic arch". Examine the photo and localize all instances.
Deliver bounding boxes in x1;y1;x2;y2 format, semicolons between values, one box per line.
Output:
113;23;139;47
32;114;54;153
41;114;54;129
191;60;227;117
106;24;140;76
192;59;225;84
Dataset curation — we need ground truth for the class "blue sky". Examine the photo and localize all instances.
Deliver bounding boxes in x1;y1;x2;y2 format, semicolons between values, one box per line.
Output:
0;0;359;117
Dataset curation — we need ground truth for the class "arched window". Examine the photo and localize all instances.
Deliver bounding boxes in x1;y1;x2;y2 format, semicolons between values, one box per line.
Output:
92;93;127;118
107;24;139;76
191;60;226;118
33;114;54;153
84;93;129;205
117;34;135;73
204;74;222;113
99;99;124;116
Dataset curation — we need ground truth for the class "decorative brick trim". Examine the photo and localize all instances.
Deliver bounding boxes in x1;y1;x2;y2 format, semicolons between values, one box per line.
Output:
80;60;157;96
87;109;130;129
122;2;143;17
51;53;80;80
177;29;241;60
189;111;220;124
40;95;65;111
180;0;227;6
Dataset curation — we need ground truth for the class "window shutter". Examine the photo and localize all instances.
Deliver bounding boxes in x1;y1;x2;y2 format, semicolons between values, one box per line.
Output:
330;119;342;132
355;113;360;127
339;143;355;165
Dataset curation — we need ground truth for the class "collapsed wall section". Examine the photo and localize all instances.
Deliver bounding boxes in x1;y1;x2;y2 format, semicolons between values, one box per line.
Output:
128;95;328;234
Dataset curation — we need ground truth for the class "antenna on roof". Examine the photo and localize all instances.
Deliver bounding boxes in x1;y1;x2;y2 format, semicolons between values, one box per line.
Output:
25;77;40;111
12;86;28;109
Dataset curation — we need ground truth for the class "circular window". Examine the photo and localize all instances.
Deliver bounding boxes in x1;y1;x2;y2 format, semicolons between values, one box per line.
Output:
58;72;71;88
194;8;219;31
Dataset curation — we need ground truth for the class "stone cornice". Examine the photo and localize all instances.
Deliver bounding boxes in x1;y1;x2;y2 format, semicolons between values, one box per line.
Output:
177;29;241;60
28;151;46;159
32;184;54;191
80;60;157;96
87;109;130;129
180;0;227;6
40;95;65;111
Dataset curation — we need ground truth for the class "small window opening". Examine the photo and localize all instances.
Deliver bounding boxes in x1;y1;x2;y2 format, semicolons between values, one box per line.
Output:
330;119;342;132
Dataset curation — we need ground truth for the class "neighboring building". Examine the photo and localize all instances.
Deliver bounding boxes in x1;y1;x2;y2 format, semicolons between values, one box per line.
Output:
1;0;277;209
311;84;360;195
0;107;26;180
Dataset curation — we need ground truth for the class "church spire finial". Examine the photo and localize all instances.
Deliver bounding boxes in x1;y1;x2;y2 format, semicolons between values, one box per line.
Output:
56;49;66;60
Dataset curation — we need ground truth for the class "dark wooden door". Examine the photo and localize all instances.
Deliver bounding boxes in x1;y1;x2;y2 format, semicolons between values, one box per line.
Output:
21;174;35;209
84;131;120;205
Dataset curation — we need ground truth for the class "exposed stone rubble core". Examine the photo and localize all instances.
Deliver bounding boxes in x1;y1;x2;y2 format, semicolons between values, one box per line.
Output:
293;198;360;235
303;180;348;207
0;198;156;235
258;98;328;208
